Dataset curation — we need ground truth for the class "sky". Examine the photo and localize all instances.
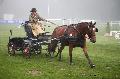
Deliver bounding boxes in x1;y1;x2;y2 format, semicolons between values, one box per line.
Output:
0;0;120;22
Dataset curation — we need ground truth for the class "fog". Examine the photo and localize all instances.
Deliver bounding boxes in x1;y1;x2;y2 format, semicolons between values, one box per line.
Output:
0;0;120;21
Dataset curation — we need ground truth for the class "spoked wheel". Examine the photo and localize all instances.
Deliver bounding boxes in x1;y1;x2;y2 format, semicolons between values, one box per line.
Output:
33;44;42;55
23;46;31;58
38;45;42;54
7;44;15;56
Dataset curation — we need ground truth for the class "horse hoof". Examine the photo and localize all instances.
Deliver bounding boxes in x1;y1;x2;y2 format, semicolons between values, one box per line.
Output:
91;64;95;68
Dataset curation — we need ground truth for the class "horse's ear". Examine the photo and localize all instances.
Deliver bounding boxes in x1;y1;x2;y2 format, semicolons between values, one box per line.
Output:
89;21;92;26
96;28;98;32
90;21;92;25
93;22;96;25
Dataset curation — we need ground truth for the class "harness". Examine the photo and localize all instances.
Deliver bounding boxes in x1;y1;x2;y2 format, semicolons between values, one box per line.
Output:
64;24;83;37
62;24;85;47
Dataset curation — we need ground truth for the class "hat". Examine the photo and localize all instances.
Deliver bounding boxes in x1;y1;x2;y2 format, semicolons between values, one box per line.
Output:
30;8;37;12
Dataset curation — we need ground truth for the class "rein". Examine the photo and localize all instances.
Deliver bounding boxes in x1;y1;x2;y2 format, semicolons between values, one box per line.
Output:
71;24;81;34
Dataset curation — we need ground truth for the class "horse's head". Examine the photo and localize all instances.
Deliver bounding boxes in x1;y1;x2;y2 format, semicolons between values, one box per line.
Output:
87;21;98;43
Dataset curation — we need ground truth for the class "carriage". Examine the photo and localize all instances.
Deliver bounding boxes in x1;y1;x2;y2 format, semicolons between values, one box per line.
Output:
7;21;98;68
7;21;52;58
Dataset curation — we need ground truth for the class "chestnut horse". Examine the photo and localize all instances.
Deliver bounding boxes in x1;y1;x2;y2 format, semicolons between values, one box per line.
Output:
49;22;98;68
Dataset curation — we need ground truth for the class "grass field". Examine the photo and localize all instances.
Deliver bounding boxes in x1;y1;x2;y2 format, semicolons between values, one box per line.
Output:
0;24;120;79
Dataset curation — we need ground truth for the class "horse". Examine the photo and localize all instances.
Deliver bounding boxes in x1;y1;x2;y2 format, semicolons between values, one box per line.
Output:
48;21;98;68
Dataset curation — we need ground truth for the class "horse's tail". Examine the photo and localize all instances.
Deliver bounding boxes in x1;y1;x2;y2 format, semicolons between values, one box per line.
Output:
48;25;66;57
48;38;58;57
50;26;61;51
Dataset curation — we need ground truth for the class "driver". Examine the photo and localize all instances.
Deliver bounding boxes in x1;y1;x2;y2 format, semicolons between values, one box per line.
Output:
29;8;46;37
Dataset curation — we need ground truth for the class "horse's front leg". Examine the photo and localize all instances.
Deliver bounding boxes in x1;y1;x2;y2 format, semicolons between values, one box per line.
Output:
82;46;95;68
69;44;73;65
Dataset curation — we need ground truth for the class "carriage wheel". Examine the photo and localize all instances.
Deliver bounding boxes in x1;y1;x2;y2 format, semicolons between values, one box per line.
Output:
33;45;42;55
8;44;15;56
23;47;31;58
38;45;42;54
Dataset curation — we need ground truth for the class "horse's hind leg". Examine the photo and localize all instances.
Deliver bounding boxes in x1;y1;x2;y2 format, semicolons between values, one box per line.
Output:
48;40;58;58
58;45;65;61
83;47;95;68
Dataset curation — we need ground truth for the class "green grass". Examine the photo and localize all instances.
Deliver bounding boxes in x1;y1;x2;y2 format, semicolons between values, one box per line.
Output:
0;24;120;79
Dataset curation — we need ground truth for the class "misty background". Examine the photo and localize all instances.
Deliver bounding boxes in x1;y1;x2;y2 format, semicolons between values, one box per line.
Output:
0;0;120;22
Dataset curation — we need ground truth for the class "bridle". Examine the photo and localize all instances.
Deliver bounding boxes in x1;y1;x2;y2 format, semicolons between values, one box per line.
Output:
87;25;96;39
70;23;96;40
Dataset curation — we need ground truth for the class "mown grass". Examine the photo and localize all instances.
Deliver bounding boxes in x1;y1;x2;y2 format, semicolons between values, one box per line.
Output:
0;24;120;79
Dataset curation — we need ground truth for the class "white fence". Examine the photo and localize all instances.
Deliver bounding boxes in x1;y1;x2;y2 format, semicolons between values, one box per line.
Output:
110;21;120;27
110;31;120;39
47;19;80;25
47;19;95;25
110;21;120;31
